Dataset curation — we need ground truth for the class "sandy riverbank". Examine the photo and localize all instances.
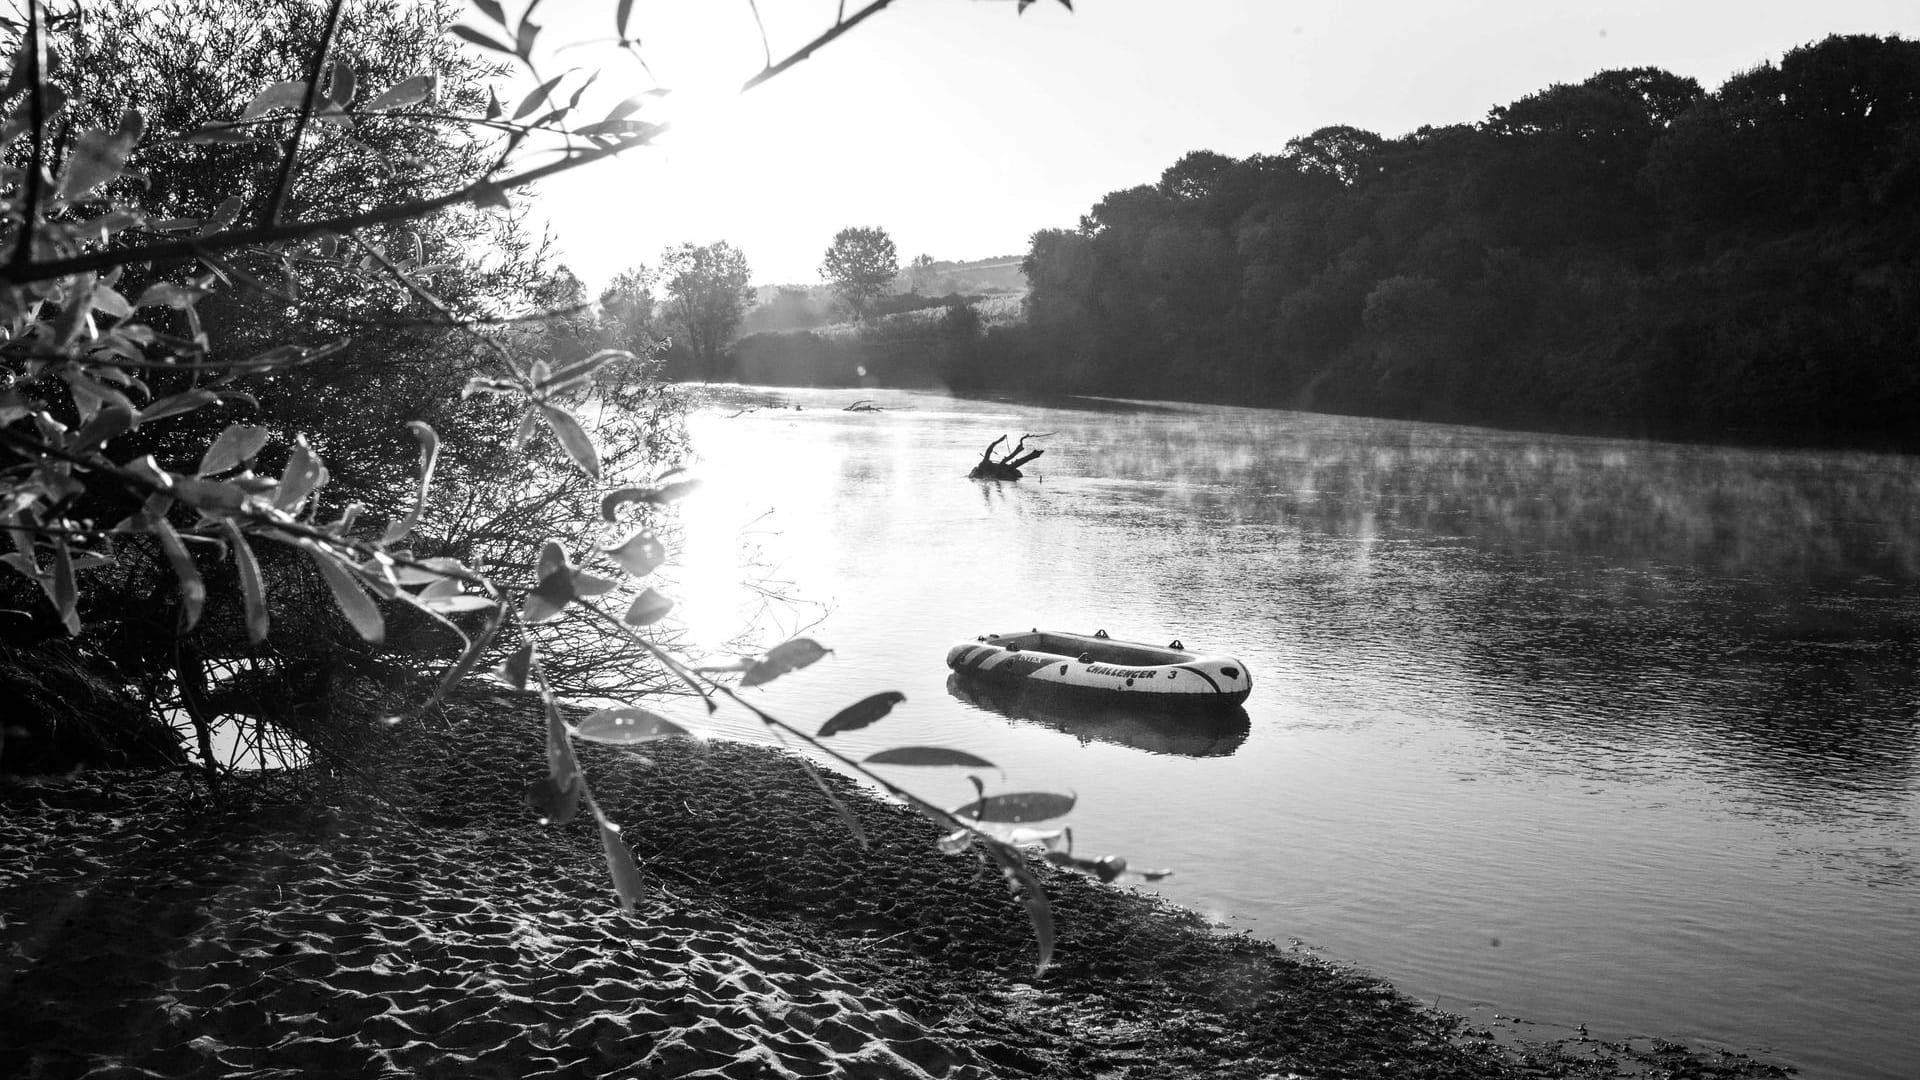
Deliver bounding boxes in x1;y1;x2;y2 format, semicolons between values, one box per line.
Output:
1;684;1788;1079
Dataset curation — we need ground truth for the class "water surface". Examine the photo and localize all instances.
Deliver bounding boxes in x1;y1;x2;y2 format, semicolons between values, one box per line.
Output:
656;387;1919;1080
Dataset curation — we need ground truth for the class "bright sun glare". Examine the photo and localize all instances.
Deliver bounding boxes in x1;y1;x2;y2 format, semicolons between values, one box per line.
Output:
536;2;842;287
652;409;840;658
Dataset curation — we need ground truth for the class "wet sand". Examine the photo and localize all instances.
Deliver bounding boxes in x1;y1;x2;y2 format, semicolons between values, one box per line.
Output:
1;685;1788;1078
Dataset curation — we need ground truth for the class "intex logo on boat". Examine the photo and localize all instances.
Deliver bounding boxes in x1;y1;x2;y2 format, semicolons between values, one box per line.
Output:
1085;664;1157;679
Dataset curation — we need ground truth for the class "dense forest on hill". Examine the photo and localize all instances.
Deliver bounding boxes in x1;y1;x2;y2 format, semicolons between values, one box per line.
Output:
942;33;1918;447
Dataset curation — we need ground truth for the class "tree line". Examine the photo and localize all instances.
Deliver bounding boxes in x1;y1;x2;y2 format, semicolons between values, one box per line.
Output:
969;34;1920;448
599;225;907;381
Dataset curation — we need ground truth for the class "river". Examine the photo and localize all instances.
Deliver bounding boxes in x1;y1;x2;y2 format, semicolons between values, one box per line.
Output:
649;385;1919;1080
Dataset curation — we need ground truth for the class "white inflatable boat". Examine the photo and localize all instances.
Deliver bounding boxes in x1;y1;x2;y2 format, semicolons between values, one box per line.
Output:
945;629;1251;708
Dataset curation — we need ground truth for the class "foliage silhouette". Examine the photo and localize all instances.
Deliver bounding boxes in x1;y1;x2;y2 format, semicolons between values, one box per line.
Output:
0;0;1102;973
1001;35;1920;447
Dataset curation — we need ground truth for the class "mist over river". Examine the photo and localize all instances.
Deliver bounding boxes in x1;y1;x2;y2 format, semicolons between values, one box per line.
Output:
653;386;1919;1080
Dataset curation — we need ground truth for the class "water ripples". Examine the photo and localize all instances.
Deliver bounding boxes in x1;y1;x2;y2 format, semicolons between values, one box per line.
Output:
676;388;1920;1080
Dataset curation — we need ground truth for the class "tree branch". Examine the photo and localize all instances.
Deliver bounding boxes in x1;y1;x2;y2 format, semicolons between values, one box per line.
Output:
740;0;898;93
8;0;48;274
265;0;348;226
0;132;660;286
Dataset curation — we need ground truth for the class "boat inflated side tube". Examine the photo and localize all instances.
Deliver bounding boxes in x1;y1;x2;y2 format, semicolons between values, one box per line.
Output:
946;629;1251;708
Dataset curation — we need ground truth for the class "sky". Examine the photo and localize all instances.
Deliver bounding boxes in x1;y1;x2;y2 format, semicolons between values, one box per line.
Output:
519;0;1920;290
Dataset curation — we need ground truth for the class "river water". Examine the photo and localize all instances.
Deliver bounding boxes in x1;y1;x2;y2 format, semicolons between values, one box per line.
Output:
652;386;1918;1080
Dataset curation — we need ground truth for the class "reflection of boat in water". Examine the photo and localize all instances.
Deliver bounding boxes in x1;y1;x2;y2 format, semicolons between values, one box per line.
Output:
947;674;1251;758
946;629;1252;707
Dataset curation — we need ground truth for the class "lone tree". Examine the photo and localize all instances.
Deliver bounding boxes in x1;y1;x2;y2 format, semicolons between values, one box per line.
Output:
820;226;898;321
662;241;753;379
599;265;662;357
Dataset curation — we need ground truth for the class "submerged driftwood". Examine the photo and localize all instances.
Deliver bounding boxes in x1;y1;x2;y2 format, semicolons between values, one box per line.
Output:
969;433;1048;480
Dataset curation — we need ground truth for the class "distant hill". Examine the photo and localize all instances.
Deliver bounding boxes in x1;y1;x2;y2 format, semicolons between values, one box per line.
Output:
752;254;1028;303
900;255;1027;297
744;254;1028;335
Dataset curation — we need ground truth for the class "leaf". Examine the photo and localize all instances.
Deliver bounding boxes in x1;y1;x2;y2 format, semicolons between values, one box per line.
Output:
380;421;438;543
615;0;635;40
327;60;356;107
570;119;659;139
740;638;832;687
496;641;534;691
172;476;246;513
450;24;516;56
603;95;646;124
135;387;217;424
818;691;906;737
361;73;434;112
512;407;542;448
983;841;1055;975
603;530;665;576
538;403;599;478
309;546;384;643
271;435;328;514
124;456;173;492
69;404;134;454
599;479;699;520
622;587;673;626
521;567;574;624
202;195;246;235
543;683;581;793
57;110;144;199
536;348;626;396
49;538;79;636
198;423;269;477
473;0;508;25
418;592;493;614
521;539;606;621
513;72;569;120
951;791;1077;824
89;285;132;319
599;819;645;911
514;18;540;60
151;518;204;631
0;552;40;586
535;539;569;580
793;754;868;851
436;606;503;702
525;772;581;826
223;520;269;644
241;80;312;121
865;746;999;769
573;707;688;745
570;570;619;597
61;368;134;416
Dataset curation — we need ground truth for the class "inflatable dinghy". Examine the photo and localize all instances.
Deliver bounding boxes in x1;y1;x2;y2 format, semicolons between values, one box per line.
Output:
946;629;1251;708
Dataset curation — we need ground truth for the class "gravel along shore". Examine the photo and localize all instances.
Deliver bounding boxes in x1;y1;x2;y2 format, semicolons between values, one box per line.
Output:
1;685;1790;1079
